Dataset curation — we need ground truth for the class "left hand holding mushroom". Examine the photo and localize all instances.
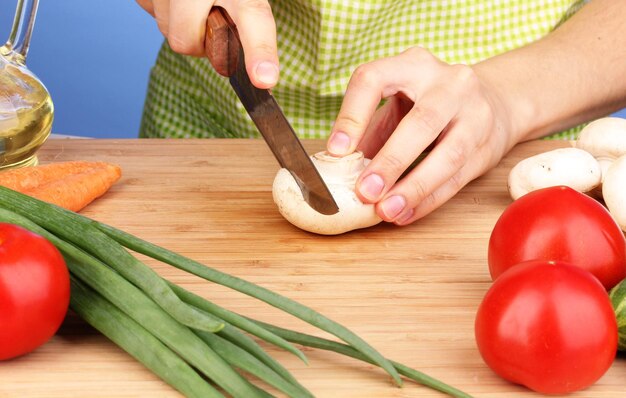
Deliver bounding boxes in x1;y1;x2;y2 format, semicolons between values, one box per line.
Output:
326;47;516;226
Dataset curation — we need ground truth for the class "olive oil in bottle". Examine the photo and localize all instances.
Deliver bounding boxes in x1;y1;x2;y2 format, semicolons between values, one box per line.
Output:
1;0;53;170
0;57;53;169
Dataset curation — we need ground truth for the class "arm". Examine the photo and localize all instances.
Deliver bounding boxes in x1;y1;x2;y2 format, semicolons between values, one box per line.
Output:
475;0;626;144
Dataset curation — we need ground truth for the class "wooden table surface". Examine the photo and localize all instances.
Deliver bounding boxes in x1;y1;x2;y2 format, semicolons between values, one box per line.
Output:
1;138;625;398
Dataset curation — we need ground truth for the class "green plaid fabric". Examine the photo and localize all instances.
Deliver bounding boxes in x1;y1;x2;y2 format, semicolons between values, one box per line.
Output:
140;0;587;140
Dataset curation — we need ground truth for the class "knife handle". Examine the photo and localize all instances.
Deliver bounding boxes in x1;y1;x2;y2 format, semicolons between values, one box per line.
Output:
205;7;240;77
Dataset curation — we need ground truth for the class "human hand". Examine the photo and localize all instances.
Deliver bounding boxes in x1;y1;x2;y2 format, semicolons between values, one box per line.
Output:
326;47;517;226
136;0;279;88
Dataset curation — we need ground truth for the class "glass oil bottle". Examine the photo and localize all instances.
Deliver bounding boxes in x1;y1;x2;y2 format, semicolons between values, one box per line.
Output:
0;0;53;169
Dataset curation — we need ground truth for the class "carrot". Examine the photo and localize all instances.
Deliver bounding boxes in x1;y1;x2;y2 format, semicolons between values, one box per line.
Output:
0;161;107;191
0;161;121;212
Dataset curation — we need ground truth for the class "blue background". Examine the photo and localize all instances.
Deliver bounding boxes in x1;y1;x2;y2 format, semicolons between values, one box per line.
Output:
1;1;625;138
1;1;162;138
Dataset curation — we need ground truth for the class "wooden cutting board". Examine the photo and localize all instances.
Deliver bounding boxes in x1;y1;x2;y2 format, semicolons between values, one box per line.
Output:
0;138;624;398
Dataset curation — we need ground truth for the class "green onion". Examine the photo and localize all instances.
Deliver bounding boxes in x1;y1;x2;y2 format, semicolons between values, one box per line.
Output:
217;324;304;389
251;319;475;398
69;276;224;398
195;330;314;398
96;221;403;386
168;281;308;364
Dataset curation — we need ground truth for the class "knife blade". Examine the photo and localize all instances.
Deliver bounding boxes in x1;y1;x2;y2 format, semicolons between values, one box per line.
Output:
205;7;339;215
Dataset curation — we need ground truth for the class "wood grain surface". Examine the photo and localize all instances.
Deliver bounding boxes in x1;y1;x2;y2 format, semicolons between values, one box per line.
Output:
1;138;625;398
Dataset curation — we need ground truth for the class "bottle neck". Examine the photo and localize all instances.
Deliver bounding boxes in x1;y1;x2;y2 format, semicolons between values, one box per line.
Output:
4;0;39;64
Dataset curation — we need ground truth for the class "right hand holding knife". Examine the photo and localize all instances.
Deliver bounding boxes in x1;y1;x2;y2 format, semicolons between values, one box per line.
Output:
135;0;280;88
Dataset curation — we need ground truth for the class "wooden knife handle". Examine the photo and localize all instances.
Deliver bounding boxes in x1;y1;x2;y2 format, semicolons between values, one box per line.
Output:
205;7;240;77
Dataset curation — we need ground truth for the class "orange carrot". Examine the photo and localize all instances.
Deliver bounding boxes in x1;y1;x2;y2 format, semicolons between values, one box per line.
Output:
0;161;122;212
0;161;106;191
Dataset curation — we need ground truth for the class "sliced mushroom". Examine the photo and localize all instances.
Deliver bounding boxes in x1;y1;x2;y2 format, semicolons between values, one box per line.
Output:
508;147;601;200
272;151;382;235
576;117;626;183
602;154;626;232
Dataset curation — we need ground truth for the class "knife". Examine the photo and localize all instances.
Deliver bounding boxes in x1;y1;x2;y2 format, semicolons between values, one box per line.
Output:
204;7;339;215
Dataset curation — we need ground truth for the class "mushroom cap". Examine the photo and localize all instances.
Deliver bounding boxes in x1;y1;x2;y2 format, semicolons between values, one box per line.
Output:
576;117;626;180
272;151;382;235
507;147;601;200
602;154;626;232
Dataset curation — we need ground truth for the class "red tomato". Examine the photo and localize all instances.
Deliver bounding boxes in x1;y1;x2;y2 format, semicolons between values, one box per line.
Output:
488;186;626;289
475;260;617;394
0;223;70;360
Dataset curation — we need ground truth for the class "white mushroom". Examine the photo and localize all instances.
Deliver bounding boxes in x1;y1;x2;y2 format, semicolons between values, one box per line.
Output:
576;117;626;183
507;147;601;200
602;154;626;232
272;151;382;235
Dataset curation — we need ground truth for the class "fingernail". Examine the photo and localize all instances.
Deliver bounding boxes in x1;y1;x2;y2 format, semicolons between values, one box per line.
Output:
327;132;351;155
255;61;279;85
381;195;406;220
359;173;385;201
395;208;415;225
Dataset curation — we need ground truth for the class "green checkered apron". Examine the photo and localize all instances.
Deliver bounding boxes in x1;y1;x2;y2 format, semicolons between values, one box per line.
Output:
140;0;587;140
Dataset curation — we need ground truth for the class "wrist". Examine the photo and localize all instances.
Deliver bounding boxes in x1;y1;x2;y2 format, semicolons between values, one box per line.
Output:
472;60;535;148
